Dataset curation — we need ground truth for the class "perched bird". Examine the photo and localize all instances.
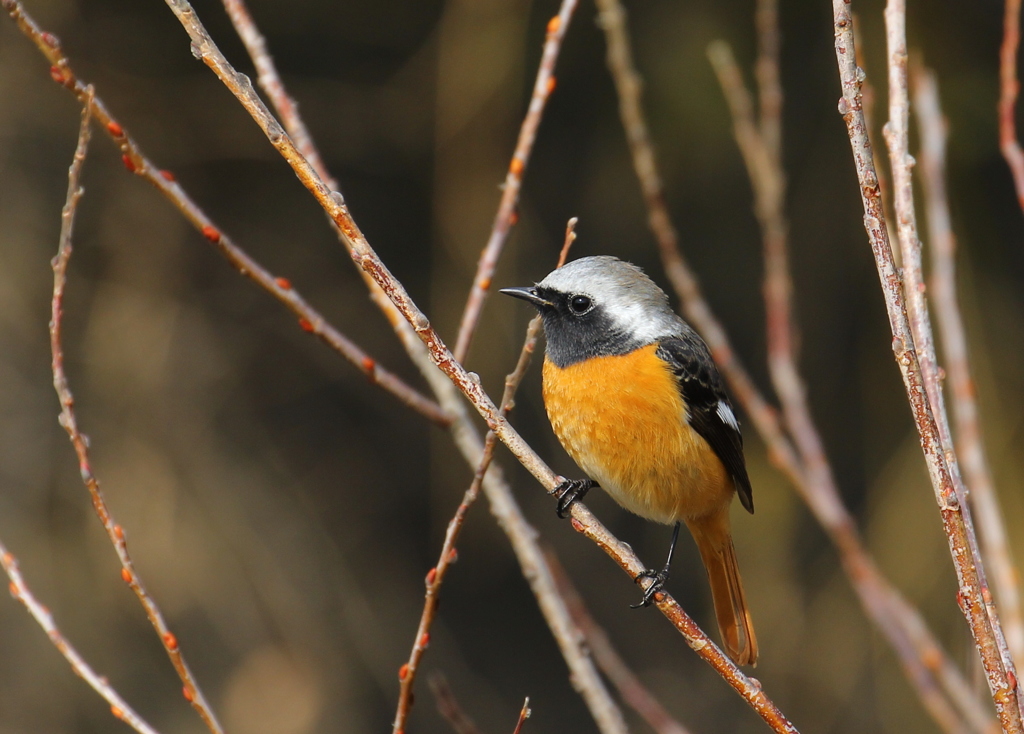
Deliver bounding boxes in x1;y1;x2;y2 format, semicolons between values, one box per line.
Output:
502;255;757;665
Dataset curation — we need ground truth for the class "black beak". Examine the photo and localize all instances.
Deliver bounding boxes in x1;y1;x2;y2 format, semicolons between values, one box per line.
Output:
500;286;553;309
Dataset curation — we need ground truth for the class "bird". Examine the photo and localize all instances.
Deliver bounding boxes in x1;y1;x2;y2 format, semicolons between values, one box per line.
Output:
501;255;758;666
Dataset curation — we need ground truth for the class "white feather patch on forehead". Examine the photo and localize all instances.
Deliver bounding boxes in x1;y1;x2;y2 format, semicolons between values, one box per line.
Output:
538;256;683;343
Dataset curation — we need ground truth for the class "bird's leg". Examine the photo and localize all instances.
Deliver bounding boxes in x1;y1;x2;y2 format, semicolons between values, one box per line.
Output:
632;521;681;608
553;477;597;518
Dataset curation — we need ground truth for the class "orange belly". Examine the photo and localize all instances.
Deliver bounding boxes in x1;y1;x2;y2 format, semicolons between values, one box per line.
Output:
542;345;733;524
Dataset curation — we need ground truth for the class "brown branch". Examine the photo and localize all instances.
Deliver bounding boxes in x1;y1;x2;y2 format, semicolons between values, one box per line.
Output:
428;673;484;734
833;2;1022;730
709;36;991;734
604;1;990;729
999;0;1024;214
393;241;554;732
48;93;224;734
452;0;579;364
512;698;532;734
1;0;447;427
161;2;799;727
548;550;694;734
914;61;1024;672
1;540;161;734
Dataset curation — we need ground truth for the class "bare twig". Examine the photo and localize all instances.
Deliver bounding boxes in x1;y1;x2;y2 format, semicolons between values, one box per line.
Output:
999;0;1024;214
453;0;579;363
162;2;799;727
1;540;161;734
1;0;448;427
393;223;575;733
548;550;693;734
604;1;989;729
512;698;532;734
48;93;224;734
428;673;484;734
834;2;1022;729
914;62;1024;671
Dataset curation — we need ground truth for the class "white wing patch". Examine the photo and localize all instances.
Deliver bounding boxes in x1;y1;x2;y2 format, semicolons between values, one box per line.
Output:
716;400;739;431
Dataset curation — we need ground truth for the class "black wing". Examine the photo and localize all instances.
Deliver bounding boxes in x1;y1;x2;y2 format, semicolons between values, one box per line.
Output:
656;336;754;513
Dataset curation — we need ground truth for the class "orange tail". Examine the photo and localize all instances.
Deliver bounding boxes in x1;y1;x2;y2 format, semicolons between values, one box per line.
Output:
688;512;758;666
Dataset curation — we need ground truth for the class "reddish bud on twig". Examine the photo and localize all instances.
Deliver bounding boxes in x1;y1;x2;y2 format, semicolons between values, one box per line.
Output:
509;208;519;226
41;32;59;48
419;633;430;648
159;169;176;182
182;686;194;703
398;663;410;680
113;525;124;540
120;569;132;584
425;567;437;585
110;706;124;719
298;318;314;333
8;582;17;597
121;154;136;173
547;15;561;34
509;158;524;177
106;121;123;137
546;76;557;95
49;65;65;84
274;277;291;290
2;552;12;566
479;276;492;292
447;548;458;564
163;632;179;650
201;225;220;243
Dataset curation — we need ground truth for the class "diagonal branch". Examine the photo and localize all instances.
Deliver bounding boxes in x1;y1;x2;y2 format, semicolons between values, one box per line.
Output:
1;540;161;734
1;0;448;428
161;1;799;727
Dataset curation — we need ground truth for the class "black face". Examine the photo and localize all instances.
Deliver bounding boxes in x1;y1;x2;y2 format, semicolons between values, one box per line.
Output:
526;286;641;368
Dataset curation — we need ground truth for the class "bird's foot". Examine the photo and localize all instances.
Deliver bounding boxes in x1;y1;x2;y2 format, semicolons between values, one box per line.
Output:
631;566;670;608
553;478;597;518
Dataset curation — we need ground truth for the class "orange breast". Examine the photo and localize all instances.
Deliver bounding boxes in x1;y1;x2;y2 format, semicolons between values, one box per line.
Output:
542;344;733;524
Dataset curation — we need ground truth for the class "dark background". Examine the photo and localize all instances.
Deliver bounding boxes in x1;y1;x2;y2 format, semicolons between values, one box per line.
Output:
1;0;1023;732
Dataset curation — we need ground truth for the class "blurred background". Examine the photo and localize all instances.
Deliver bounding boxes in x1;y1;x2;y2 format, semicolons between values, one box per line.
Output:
1;0;1023;732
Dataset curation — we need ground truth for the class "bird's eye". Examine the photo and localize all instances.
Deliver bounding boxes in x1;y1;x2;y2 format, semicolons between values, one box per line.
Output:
568;294;593;314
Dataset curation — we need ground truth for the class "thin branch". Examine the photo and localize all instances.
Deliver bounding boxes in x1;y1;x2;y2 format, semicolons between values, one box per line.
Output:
914;61;1024;672
885;4;1023;722
512;698;532;734
453;0;579;364
393;223;576;734
1;0;448;427
832;2;1022;730
604;1;990;729
48;93;224;734
428;673;484;734
999;0;1024;214
161;2;799;727
548;550;694;734
1;541;161;734
709;37;989;734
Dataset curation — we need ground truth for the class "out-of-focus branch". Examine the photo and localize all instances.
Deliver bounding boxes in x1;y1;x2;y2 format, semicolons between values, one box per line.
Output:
999;0;1024;214
548;550;694;734
1;0;448;427
429;673;484;734
453;0;578;364
603;1;990;729
393;222;594;734
1;541;161;734
48;94;224;734
162;2;799;727
832;2;1022;730
913;62;1024;671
